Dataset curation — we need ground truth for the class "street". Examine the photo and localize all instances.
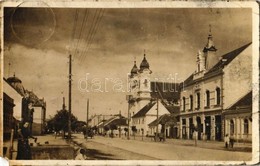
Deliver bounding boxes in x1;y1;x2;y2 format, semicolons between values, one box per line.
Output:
72;134;252;161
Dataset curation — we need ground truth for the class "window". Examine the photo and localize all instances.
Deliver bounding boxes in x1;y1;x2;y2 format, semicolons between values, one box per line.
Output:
182;97;186;111
244;119;248;134
230;120;234;135
189;95;193;110
205;90;210;107
196;93;200;109
215;87;221;105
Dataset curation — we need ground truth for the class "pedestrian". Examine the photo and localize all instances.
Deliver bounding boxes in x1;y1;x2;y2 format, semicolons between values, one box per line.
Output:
16;122;37;160
230;135;235;148
193;130;198;146
75;148;87;160
224;134;230;148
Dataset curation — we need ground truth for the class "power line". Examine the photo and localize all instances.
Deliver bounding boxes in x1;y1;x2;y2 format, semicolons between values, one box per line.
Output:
81;9;105;62
79;9;104;62
78;9;99;61
74;9;89;57
69;9;79;55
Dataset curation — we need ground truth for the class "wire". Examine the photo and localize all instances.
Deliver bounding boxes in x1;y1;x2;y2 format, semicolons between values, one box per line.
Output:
69;9;79;55
81;9;105;62
79;9;105;62
78;9;99;61
74;9;89;57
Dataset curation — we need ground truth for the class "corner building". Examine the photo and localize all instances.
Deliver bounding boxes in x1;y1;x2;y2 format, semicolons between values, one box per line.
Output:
179;31;252;141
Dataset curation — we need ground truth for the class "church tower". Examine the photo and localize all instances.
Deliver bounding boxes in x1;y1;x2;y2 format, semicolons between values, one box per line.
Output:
203;25;218;70
137;53;152;110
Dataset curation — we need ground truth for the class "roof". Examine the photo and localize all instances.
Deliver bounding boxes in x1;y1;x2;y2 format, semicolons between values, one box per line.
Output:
139;54;150;70
148;114;178;127
164;105;180;115
205;42;252;77
227;91;252;110
105;118;128;127
131;61;139;74
132;101;156;118
151;81;180;102
181;42;252;87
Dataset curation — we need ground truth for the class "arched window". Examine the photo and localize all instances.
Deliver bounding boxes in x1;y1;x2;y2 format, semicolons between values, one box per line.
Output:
205;90;210;107
230;120;234;135
244;119;248;134
189;95;193;110
196;93;200;109
215;87;221;105
182;97;186;111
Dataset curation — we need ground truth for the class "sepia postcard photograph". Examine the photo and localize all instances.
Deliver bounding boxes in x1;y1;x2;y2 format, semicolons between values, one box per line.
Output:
0;1;259;166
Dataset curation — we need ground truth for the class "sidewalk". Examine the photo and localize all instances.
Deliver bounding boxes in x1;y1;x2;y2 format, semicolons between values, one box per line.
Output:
110;134;252;153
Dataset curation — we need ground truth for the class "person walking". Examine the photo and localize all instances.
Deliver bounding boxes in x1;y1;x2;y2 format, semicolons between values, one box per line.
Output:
224;134;230;149
193;130;198;146
16;122;37;160
229;135;235;148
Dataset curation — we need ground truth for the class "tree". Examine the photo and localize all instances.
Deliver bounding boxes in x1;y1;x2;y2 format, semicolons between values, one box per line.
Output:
131;126;137;139
46;109;78;138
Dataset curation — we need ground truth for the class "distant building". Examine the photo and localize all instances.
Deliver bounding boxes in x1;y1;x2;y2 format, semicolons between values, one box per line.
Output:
128;54;180;136
4;75;46;135
179;30;252;141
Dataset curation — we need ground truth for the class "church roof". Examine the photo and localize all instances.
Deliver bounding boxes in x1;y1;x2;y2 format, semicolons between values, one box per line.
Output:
6;75;26;96
6;75;22;83
182;42;252;87
151;82;180;102
132;101;156;118
130;61;139;74
139;54;150;70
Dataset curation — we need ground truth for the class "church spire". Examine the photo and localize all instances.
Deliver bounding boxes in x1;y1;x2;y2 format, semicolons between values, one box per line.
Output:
203;24;218;70
140;52;150;70
204;24;217;52
130;60;139;75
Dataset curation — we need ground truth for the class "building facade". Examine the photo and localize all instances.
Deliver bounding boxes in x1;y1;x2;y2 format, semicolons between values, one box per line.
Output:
128;54;180;136
179;31;252;141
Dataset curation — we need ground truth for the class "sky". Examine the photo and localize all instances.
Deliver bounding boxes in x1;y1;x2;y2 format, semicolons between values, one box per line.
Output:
3;7;252;121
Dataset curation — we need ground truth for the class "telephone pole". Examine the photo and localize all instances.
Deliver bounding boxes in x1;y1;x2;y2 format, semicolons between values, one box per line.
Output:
87;98;89;127
156;97;159;142
68;54;72;139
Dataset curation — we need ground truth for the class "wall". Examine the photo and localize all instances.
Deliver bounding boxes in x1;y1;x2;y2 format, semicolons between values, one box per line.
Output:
3;80;23;121
223;45;252;109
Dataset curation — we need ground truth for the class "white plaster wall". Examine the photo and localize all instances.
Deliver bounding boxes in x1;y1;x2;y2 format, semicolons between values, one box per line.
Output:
3;80;23;121
223;45;252;109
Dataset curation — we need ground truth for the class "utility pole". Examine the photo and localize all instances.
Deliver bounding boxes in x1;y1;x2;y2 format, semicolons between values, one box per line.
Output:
85;98;89;140
127;96;130;140
156;97;159;142
68;54;72;139
87;99;89;127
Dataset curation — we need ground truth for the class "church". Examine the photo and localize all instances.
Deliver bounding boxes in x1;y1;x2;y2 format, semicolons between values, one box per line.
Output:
127;54;180;137
179;30;252;142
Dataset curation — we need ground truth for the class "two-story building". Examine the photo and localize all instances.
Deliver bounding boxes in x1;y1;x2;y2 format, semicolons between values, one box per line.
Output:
179;30;252;141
